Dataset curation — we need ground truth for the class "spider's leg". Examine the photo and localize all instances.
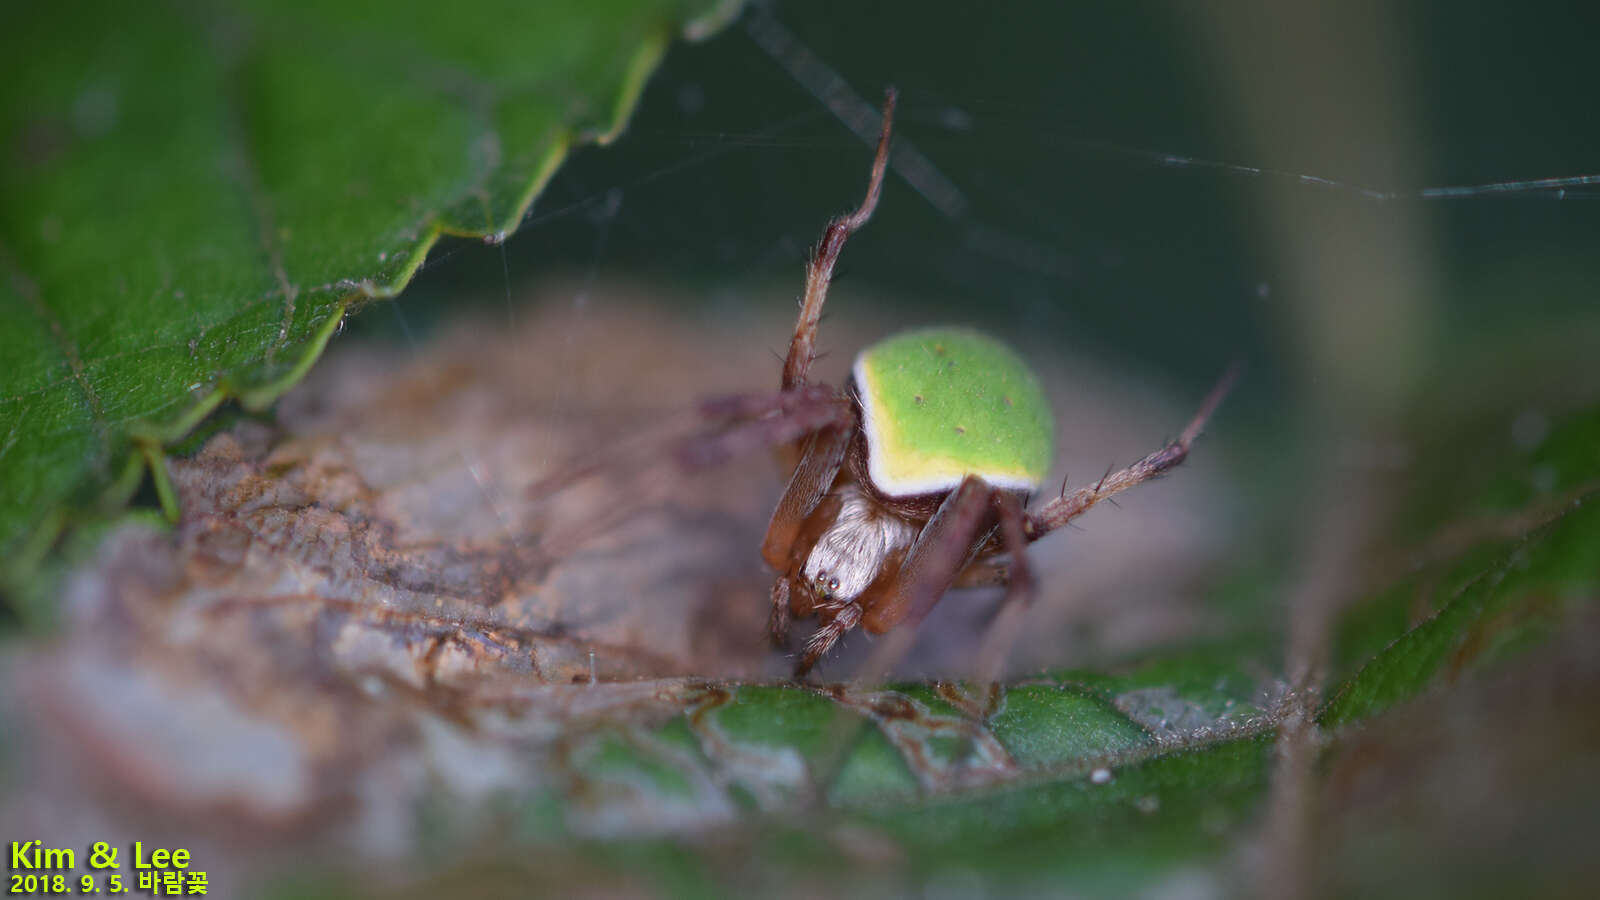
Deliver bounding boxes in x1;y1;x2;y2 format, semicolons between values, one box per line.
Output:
1025;362;1240;541
761;423;854;567
768;576;795;648
675;387;851;470
836;476;998;683
697;390;803;421
867;476;995;635
763;422;854;647
782;89;895;391
525;387;847;564
797;595;866;676
954;557;1011;588
530;384;841;503
524;414;697;504
971;492;1035;699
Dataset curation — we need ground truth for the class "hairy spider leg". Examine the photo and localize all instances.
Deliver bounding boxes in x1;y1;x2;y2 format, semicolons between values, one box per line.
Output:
524;412;701;504
525;383;843;503
1024;361;1241;541
520;409;711;564
760;424;854;566
522;387;848;566
782;88;895;391
675;386;851;470
953;558;1012;588
761;423;855;646
971;491;1035;696
768;577;794;649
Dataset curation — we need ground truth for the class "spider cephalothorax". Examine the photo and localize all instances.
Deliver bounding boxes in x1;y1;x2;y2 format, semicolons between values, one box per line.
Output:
693;89;1236;678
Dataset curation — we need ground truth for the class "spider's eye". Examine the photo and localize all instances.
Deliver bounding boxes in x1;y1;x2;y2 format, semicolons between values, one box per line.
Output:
827;577;840;592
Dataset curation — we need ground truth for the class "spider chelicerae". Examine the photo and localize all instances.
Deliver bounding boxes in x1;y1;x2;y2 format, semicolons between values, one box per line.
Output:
621;89;1236;681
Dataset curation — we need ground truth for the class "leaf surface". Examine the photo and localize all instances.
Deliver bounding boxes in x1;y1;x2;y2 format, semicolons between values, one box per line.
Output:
0;0;735;570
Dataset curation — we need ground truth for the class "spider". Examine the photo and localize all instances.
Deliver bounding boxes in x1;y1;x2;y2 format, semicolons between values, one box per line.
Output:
658;89;1235;680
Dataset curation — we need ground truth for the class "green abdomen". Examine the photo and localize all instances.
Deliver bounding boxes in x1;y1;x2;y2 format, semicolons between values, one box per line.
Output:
853;327;1054;497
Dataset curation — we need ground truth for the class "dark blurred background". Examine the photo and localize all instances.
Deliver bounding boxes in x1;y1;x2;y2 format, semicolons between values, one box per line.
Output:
386;3;1595;354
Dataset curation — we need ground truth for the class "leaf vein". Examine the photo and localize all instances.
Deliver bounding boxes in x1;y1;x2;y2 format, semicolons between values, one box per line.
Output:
0;241;108;437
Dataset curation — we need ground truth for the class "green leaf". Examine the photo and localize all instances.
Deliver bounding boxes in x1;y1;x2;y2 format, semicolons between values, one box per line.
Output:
1323;408;1600;727
0;0;736;575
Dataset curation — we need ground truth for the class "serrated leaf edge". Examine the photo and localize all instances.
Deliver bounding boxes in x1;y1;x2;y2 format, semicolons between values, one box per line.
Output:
8;8;739;590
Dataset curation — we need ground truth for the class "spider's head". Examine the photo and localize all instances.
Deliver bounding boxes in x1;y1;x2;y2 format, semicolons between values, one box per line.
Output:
800;485;918;607
805;567;844;603
801;546;872;607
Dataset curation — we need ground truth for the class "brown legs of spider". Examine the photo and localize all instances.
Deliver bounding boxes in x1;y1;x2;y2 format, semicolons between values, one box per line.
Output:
767;577;792;649
973;492;1035;691
782;88;895;392
674;387;850;471
1025;361;1241;541
799;598;865;675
